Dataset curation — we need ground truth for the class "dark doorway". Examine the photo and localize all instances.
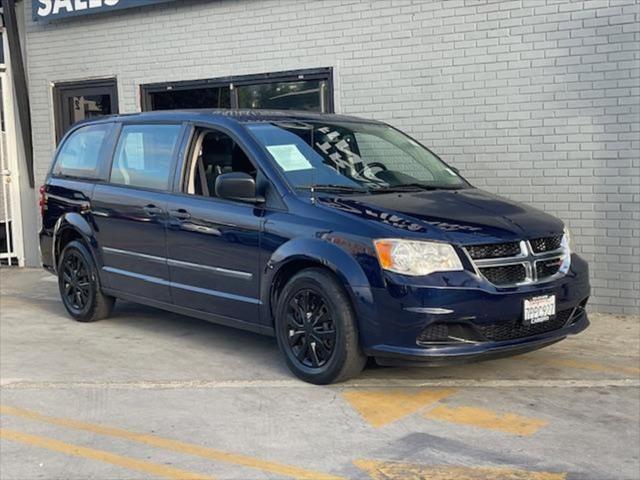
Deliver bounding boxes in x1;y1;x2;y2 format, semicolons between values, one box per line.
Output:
53;79;118;142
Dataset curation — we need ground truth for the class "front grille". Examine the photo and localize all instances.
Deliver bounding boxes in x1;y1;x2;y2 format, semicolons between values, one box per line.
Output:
530;235;563;253
536;258;563;279
476;308;574;342
466;242;521;260
479;264;526;286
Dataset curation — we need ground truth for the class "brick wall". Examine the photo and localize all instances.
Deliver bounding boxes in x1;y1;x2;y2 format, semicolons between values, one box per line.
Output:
24;0;640;314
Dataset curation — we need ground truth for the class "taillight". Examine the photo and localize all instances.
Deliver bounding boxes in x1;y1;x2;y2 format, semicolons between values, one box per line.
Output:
39;185;47;216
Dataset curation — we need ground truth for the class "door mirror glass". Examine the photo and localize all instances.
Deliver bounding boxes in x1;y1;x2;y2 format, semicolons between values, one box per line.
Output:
215;172;264;203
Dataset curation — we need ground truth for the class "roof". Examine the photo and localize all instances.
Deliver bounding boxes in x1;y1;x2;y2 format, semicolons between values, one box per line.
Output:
92;109;384;125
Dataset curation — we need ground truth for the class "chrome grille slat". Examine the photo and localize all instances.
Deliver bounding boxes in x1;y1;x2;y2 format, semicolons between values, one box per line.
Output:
464;236;570;287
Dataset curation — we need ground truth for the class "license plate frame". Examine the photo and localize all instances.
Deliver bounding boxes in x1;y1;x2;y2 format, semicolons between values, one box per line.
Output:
523;295;556;325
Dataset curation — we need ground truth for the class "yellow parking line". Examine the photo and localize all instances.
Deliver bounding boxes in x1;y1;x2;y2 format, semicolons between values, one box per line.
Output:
354;459;566;480
425;405;548;436
342;388;456;428
0;405;342;480
543;358;640;375
0;428;212;480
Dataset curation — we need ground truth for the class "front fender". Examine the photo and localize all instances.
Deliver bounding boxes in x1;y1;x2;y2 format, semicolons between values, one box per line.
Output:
261;237;376;331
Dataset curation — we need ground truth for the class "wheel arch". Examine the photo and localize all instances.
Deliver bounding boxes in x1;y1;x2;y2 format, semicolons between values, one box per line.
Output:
263;238;375;328
52;213;100;272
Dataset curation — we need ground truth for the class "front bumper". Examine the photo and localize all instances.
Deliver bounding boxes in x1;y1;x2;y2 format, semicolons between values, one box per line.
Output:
358;254;591;365
371;308;588;366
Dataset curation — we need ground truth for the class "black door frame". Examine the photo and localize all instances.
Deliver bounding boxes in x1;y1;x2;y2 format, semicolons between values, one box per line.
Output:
140;67;334;113
53;78;119;143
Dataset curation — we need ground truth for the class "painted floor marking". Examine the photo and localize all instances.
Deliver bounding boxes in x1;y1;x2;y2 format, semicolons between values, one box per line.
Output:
354;459;566;480
542;358;640;376
341;388;455;428
425;405;548;436
0;405;342;480
0;428;212;480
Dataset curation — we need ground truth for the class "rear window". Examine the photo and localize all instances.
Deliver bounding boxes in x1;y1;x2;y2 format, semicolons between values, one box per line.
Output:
53;124;111;178
109;124;182;191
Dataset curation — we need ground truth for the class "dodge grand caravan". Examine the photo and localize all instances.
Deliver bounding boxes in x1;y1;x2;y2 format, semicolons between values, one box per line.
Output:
40;110;590;384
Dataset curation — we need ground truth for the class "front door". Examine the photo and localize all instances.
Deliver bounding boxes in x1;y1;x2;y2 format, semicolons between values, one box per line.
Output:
92;122;184;300
165;128;262;324
54;79;118;142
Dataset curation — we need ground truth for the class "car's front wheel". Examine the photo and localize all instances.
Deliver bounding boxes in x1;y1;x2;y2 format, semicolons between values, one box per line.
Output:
58;240;115;322
275;268;366;384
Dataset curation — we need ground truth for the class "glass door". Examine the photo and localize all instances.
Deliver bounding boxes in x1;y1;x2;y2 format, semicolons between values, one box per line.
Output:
54;79;118;142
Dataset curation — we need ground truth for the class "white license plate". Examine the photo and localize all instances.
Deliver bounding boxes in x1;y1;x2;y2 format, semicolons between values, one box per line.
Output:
524;295;556;325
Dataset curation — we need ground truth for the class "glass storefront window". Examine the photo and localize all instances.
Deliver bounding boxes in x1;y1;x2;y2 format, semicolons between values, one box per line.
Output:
237;80;329;112
141;69;333;113
149;86;231;110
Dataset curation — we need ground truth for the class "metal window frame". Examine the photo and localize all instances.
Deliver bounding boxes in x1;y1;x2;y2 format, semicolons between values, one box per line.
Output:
140;67;334;113
52;78;119;143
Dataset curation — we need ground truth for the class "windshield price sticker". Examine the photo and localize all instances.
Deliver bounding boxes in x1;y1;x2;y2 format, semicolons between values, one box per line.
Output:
524;295;556;325
266;144;313;172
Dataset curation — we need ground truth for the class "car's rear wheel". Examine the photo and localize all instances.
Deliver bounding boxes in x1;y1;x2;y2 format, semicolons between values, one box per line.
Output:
275;268;366;384
58;240;114;322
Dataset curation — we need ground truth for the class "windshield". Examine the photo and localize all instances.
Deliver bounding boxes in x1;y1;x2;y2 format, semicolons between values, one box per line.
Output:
247;121;468;193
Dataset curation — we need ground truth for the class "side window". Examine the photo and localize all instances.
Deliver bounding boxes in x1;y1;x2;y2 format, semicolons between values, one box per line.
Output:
110;124;182;190
53;124;111;178
185;130;256;197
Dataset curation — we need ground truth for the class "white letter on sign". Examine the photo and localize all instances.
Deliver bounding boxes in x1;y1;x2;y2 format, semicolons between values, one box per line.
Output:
74;0;89;11
52;0;74;14
37;0;53;16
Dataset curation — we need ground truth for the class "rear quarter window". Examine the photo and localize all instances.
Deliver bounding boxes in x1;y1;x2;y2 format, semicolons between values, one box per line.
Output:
53;124;112;178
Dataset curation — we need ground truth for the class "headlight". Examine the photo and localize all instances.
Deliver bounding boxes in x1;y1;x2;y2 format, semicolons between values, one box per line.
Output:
563;226;573;254
373;239;463;276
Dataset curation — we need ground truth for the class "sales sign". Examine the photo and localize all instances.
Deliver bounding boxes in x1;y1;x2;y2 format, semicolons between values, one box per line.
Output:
33;0;176;22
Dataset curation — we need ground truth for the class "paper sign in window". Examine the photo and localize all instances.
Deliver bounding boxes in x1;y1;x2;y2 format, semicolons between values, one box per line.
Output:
266;144;313;171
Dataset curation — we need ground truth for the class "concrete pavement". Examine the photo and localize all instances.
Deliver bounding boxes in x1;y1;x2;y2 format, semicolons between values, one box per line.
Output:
1;268;638;479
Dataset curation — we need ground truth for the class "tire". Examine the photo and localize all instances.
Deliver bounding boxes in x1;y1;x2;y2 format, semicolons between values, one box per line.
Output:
58;240;115;322
275;268;366;384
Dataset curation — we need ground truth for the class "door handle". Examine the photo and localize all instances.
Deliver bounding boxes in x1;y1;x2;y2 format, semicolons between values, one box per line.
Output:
143;204;163;216
169;209;191;220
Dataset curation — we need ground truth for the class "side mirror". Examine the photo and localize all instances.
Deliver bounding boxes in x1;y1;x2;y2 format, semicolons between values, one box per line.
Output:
215;172;265;204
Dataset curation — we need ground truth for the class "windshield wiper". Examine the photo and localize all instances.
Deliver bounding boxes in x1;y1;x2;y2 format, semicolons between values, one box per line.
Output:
298;184;369;194
371;183;461;193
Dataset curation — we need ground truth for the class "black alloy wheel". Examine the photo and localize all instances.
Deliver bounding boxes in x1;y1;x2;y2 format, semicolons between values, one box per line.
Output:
275;268;366;384
61;250;91;312
285;289;337;368
58;240;115;322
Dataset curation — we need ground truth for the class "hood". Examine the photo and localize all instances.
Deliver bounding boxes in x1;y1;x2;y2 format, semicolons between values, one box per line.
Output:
316;188;564;244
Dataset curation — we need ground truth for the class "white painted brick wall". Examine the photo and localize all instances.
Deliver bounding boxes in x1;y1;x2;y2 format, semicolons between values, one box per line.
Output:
23;0;640;314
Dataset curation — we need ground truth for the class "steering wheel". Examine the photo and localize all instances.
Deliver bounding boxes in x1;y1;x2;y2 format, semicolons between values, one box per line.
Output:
355;162;388;178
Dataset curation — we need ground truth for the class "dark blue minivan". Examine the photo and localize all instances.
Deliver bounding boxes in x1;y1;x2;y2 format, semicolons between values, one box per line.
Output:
40;110;590;384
